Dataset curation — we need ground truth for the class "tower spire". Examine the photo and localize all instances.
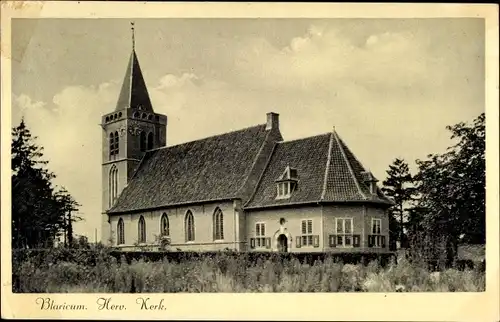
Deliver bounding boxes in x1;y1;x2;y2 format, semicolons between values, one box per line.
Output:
131;22;135;50
114;22;154;112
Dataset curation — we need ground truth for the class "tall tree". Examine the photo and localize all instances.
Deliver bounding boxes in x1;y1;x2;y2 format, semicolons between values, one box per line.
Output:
414;113;485;259
11;119;81;249
55;188;82;247
382;158;416;248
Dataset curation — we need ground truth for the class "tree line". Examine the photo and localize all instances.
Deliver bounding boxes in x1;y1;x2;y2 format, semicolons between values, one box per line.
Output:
382;113;485;261
12;119;81;249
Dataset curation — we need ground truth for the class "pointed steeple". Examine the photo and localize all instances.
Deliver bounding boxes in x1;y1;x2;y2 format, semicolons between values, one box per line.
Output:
115;23;154;112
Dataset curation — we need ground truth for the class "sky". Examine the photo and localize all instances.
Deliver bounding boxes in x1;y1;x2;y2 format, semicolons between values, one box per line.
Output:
11;18;485;241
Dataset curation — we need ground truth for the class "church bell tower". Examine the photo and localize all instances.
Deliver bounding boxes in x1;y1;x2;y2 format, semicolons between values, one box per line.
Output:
100;23;167;244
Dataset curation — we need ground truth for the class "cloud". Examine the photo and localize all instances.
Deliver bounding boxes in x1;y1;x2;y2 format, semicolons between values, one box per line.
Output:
232;25;434;92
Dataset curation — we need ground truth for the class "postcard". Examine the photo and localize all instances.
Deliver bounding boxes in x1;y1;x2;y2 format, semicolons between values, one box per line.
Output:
1;2;498;321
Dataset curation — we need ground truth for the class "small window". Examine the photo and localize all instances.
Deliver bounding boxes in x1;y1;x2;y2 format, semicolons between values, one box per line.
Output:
138;216;146;244
133;112;139;118
147;132;154;150
372;218;381;235
336;218;354;247
108;165;118;207
117;218;125;245
300;219;313;247
140;131;147;152
160;213;169;236
370;218;383;248
213;208;224;240
255;223;266;248
148;114;153;120
185;211;195;242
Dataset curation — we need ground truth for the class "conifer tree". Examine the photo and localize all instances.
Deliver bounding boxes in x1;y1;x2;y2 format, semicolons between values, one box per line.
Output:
381;158;416;248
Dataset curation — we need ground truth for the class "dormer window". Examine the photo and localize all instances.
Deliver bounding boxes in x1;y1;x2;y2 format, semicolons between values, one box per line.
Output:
361;171;378;195
276;166;298;199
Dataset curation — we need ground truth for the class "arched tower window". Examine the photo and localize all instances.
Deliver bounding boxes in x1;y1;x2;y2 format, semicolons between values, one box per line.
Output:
138;216;146;243
213;208;224;240
109;165;118;207
109;132;119;158
185;211;195;242
160;213;169;236
117;218;125;245
114;131;119;155
109;133;114;158
147;132;154;150
140;131;147;152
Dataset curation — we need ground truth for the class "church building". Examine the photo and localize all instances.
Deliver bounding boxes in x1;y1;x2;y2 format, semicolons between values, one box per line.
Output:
101;34;394;254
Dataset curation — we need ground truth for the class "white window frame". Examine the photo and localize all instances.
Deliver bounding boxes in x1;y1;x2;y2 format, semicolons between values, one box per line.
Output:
160;213;169;237
276;181;297;200
336;218;354;248
138;215;146;244
213;208;224;241
255;222;266;248
300;219;314;247
185;210;195;243
371;218;382;248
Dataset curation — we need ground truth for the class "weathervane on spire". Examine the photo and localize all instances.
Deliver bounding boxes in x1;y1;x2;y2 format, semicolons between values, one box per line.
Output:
131;22;135;50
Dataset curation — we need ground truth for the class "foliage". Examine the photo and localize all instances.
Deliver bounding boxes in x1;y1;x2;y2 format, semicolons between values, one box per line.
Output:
12;249;485;293
11;119;81;249
413;113;485;257
381;158;417;249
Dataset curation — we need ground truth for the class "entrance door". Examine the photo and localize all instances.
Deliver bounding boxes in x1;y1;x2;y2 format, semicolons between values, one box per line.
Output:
278;234;288;252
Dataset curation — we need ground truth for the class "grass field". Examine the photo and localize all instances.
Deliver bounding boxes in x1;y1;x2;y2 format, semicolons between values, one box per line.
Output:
12;248;485;293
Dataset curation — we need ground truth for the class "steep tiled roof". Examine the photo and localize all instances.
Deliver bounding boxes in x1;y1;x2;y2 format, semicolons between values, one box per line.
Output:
245;130;393;209
108;125;272;213
115;50;154;112
245;133;332;208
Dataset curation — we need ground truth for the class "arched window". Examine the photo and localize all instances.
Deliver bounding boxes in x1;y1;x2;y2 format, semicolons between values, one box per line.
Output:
109;165;118;207
109;133;114;158
147;132;154;150
213;208;224;240
185;211;195;242
140;131;147;152
117;218;125;245
109;132;119;157
160;213;169;236
114;131;119;155
138;216;146;243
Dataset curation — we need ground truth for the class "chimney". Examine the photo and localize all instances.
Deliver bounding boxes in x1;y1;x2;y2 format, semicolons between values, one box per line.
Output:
266;112;279;131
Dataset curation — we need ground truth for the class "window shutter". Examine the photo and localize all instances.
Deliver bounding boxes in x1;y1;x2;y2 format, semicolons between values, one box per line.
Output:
313;235;320;248
381;236;386;248
265;237;271;249
368;235;373;248
353;235;360;247
329;235;336;247
301;221;306;234
250;238;255;249
296;236;302;248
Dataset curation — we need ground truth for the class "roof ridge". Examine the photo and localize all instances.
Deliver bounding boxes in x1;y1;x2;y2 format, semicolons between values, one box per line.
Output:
332;130;367;200
147;123;267;153
320;132;335;201
243;141;279;208
278;132;331;145
236;128;277;199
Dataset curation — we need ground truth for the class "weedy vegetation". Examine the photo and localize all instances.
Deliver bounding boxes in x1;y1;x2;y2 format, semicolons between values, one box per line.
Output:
12;248;485;293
